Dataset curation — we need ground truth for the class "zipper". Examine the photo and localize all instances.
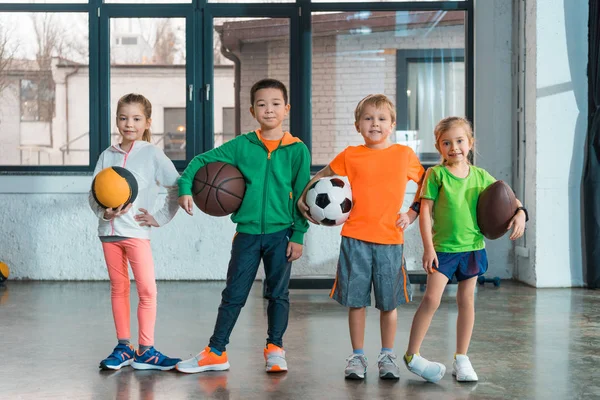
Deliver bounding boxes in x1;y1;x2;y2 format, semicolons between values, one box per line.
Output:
261;150;272;234
110;141;135;235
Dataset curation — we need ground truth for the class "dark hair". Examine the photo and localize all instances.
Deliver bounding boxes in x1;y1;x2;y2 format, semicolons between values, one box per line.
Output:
250;79;288;105
116;93;152;143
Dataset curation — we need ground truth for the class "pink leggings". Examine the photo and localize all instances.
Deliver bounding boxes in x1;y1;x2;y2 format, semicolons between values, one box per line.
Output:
102;238;156;346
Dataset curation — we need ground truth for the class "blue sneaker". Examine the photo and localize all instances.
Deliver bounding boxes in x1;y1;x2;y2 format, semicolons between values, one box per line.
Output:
99;343;135;370
131;347;181;371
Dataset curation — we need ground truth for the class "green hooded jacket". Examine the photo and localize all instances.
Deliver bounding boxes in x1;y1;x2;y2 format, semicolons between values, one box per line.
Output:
178;130;311;244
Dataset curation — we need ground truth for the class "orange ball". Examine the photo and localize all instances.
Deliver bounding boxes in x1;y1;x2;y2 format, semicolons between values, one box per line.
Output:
0;261;9;283
92;166;138;209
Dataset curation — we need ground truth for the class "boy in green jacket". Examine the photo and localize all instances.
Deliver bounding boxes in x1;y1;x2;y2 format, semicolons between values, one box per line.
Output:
176;78;311;374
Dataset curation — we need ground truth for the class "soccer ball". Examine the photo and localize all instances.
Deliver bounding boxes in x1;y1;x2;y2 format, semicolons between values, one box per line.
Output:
306;176;353;226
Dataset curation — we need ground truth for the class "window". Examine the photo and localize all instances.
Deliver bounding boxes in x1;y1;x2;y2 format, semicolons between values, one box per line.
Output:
0;12;89;167
310;10;468;167
109;17;187;162
397;49;465;164
211;17;290;148
0;1;471;171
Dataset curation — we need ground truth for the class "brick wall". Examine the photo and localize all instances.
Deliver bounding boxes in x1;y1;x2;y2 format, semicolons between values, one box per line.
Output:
237;24;463;164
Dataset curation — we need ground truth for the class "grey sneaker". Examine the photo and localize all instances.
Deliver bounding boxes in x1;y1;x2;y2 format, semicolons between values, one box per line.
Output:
264;344;287;373
344;354;368;380
378;352;400;380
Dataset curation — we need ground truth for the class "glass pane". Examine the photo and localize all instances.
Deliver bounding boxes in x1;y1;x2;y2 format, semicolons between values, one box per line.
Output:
213;17;290;147
0;12;89;166
210;0;292;3
312;0;453;3
109;18;187;161
105;0;191;4
407;58;464;163
0;0;86;3
311;10;466;165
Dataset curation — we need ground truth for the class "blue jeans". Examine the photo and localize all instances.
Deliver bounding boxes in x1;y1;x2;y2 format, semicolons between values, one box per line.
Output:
209;228;293;352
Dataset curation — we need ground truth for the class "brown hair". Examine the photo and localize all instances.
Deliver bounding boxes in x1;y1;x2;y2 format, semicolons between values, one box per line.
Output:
116;93;152;143
250;78;288;105
433;116;474;165
354;94;396;124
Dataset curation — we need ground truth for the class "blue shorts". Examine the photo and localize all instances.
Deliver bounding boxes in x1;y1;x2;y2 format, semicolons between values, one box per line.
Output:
435;249;488;281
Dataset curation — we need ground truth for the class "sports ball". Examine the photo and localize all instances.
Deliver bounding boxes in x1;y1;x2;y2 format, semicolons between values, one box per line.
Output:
192;162;246;217
306;176;353;226
0;261;9;283
477;180;518;240
92;166;138;209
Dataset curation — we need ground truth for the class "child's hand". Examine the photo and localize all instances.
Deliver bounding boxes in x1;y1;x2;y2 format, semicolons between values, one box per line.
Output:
134;208;159;227
422;248;439;274
178;195;194;216
396;211;416;230
103;203;132;220
287;242;303;262
297;196;320;225
507;210;526;240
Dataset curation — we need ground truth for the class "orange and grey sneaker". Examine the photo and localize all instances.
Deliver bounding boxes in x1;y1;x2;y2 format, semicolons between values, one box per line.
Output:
264;344;288;373
175;347;230;374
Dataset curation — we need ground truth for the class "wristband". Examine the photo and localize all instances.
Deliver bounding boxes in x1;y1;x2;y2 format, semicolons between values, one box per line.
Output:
409;201;421;214
515;206;529;222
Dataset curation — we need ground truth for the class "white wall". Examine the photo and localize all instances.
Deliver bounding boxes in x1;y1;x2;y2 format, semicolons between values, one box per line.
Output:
525;0;588;287
0;5;520;282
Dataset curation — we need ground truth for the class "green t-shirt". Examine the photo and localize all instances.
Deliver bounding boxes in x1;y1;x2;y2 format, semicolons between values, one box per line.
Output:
421;165;496;253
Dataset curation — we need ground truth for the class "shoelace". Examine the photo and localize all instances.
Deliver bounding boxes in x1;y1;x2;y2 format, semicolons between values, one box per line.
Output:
378;353;399;368
346;354;367;368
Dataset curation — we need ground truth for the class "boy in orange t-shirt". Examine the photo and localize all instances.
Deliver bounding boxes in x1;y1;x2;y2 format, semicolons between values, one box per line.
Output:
298;94;424;380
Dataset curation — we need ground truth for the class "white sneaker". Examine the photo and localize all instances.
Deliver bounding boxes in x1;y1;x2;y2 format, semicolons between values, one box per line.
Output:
404;354;446;383
453;354;478;382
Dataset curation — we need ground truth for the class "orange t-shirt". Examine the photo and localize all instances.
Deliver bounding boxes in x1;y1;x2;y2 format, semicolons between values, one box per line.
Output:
329;144;425;244
256;129;282;153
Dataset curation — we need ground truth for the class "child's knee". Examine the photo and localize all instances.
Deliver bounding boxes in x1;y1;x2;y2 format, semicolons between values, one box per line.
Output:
422;294;441;310
110;280;130;296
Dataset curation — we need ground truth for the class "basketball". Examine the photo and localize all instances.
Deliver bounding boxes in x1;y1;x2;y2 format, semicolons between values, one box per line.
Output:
0;261;9;283
477;180;518;240
91;166;138;209
192;162;246;217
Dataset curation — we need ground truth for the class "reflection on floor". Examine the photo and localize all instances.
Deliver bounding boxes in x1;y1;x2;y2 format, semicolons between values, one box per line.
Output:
0;281;598;399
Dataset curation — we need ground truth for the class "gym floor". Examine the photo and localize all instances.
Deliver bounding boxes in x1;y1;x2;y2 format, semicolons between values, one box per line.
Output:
0;281;598;399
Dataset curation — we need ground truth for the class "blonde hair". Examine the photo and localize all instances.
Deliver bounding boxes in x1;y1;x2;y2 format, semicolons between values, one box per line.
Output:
354;94;396;124
116;93;152;143
434;116;474;165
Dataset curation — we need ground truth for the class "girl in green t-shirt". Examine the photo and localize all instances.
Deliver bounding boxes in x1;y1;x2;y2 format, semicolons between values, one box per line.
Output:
403;117;527;383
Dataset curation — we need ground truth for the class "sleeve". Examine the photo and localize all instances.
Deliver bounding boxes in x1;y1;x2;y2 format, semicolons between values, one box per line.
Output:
407;147;425;184
88;152;110;220
420;167;440;201
152;149;181;227
328;148;348;176
290;143;312;244
481;168;497;188
178;137;240;196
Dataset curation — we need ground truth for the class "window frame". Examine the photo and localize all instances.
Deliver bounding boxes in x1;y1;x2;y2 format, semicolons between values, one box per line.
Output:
0;0;472;174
